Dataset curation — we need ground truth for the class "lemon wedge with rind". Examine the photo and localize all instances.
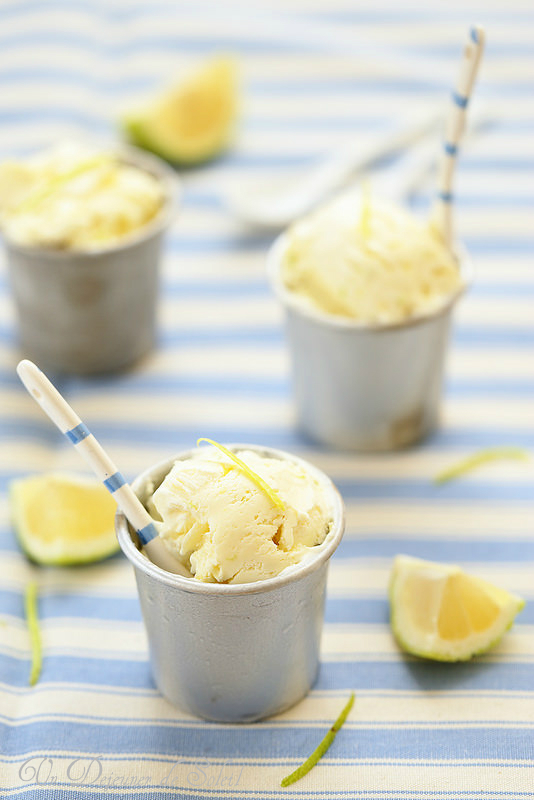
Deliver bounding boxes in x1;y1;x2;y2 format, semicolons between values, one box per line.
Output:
123;56;238;166
389;555;525;662
10;473;119;566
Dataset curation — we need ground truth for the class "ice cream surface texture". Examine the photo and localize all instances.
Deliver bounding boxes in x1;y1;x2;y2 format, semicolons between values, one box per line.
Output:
147;447;333;584
0;142;164;250
281;193;463;325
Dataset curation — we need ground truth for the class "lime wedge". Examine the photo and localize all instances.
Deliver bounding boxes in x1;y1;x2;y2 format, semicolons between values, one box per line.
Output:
389;555;525;662
10;473;119;566
122;56;238;165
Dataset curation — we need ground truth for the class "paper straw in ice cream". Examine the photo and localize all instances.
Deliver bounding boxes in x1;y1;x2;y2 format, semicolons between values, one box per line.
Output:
433;25;485;248
16;359;188;576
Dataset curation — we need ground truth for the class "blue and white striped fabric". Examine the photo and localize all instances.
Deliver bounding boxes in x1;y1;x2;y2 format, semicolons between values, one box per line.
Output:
1;1;533;797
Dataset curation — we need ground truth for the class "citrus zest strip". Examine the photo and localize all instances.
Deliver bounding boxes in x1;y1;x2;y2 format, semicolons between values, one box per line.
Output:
196;438;285;511
434;447;529;484
359;180;372;238
280;693;355;787
24;581;42;686
15;155;113;213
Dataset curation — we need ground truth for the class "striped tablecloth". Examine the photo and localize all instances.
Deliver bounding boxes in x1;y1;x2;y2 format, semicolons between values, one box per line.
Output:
1;1;533;797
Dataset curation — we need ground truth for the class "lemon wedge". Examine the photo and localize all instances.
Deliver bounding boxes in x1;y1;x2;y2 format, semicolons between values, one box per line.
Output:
389;555;525;661
122;55;238;165
10;473;119;566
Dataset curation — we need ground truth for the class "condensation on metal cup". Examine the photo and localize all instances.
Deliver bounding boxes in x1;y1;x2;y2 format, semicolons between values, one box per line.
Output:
267;234;471;451
116;444;345;723
4;145;179;375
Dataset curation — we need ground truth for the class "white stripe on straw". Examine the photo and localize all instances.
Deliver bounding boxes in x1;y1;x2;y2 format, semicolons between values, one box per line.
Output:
16;359;188;576
433;25;486;249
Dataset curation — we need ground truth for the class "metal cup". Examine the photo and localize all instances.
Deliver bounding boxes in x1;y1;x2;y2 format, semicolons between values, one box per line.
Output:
4;145;179;375
267;233;470;451
116;444;345;723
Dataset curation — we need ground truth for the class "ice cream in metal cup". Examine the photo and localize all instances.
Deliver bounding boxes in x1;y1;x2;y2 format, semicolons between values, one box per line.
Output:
115;444;345;723
3;144;178;375
267;200;470;451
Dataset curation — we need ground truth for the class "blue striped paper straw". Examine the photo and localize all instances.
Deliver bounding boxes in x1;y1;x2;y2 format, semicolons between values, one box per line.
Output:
16;359;187;575
434;25;486;248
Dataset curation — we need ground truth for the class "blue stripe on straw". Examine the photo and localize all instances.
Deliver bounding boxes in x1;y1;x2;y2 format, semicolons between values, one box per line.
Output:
471;27;480;44
438;190;454;202
103;472;126;493
444;141;458;156
452;91;469;108
64;422;90;445
137;522;158;545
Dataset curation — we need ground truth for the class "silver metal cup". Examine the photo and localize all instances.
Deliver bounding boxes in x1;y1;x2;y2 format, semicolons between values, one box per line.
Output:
4;145;179;375
268;233;470;451
116;444;345;723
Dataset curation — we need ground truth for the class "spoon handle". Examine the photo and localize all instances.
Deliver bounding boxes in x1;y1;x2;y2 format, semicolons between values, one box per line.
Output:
382;107;491;205
433;25;485;247
16;360;186;575
306;107;443;199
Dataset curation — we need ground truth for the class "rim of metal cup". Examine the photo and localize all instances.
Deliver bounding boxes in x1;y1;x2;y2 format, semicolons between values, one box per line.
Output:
267;232;472;333
116;443;345;596
1;142;179;259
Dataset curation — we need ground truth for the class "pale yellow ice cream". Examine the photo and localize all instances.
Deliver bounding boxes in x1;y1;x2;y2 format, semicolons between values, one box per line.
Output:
0;141;164;250
147;448;333;584
281;193;463;325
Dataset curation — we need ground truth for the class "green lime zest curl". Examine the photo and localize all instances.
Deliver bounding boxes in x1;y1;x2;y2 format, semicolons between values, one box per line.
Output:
281;692;355;787
15;155;114;214
359;180;372;239
196;438;285;511
434;447;529;485
24;581;42;686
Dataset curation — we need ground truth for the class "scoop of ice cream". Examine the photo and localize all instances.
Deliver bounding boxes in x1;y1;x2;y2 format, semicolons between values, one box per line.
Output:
0;141;164;250
281;193;463;324
147;448;332;584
